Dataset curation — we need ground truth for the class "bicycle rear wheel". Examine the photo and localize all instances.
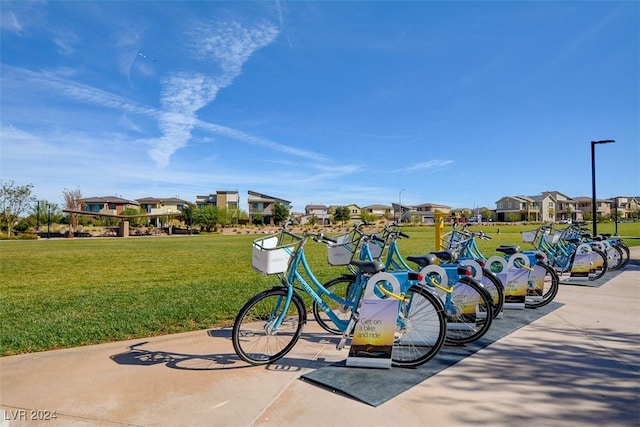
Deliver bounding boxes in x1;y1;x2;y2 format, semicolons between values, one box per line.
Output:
232;288;305;365
313;275;359;335
391;284;447;367
525;262;559;308
589;249;608;280
606;245;623;270
444;277;494;345
615;242;630;268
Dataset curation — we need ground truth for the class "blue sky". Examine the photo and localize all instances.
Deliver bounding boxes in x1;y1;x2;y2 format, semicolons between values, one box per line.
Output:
1;1;638;213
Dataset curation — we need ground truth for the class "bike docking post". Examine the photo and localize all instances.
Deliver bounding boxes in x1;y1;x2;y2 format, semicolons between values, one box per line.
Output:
434;212;448;251
501;254;530;309
347;272;402;369
569;243;595;281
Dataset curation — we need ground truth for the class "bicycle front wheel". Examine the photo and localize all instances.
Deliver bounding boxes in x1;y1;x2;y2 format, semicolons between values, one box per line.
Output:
444;277;494;345
232;288;305;365
391;285;447;367
525;262;559;308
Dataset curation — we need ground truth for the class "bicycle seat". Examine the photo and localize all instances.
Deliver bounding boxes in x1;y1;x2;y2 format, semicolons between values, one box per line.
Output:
350;260;386;274
406;254;438;268
430;250;453;262
496;245;520;255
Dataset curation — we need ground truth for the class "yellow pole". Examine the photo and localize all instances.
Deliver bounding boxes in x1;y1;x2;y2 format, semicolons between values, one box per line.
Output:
434;212;447;251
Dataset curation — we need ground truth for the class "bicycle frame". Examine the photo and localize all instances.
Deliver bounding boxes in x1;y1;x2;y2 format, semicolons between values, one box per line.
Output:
275;231;357;335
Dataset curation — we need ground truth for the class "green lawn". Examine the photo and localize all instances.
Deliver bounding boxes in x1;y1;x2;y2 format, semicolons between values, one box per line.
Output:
1;222;638;356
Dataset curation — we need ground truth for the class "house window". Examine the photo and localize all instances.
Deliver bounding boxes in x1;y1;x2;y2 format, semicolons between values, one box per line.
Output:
507;202;511;208
497;203;503;209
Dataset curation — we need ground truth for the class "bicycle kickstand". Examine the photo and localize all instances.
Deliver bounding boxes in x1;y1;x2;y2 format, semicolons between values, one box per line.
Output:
337;312;359;351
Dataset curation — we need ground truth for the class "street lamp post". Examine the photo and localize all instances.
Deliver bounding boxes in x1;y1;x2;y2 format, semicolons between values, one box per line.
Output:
399;189;405;224
36;201;40;233
47;203;51;239
591;139;615;236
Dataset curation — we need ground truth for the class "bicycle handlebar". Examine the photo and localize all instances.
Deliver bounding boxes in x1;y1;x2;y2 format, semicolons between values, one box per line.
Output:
314;232;337;244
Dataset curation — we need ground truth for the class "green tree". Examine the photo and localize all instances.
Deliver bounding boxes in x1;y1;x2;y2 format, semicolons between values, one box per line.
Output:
121;207;146;227
29;200;62;232
0;181;36;237
506;212;519;223
273;203;289;225
180;203;196;231
195;205;218;231
566;206;574;221
333;206;351;226
361;210;376;223
216;207;233;227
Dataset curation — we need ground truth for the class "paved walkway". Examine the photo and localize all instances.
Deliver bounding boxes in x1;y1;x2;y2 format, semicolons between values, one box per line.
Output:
2;248;639;427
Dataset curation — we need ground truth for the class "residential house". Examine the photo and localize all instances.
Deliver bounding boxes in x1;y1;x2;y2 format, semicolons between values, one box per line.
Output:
196;190;240;210
611;196;640;220
303;205;330;225
247;191;291;225
496;191;578;222
541;191;578;222
495;195;538;222
136;197;188;226
327;204;362;224
392;202;452;223
81;196;140;216
573;196;613;221
414;203;451;223
362;204;392;219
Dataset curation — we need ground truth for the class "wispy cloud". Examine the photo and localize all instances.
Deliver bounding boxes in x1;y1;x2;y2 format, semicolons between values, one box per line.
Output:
196;120;328;162
2;64;332;166
402;160;453;173
0;11;21;32
147;20;281;167
52;28;79;56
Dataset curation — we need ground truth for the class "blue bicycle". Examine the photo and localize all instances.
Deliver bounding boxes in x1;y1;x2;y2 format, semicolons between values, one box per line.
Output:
443;223;559;309
315;222;495;345
233;221;447;367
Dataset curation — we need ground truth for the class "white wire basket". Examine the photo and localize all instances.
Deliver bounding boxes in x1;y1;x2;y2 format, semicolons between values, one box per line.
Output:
521;231;536;243
548;231;561;244
366;238;384;259
252;233;301;275
327;233;355;266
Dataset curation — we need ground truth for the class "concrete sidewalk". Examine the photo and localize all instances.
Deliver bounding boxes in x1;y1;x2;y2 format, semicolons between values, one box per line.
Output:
2;248;639;427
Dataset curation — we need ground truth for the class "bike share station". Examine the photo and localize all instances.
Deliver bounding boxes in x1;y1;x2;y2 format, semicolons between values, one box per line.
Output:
521;229;613;287
302;216;572;407
243;217;630;406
